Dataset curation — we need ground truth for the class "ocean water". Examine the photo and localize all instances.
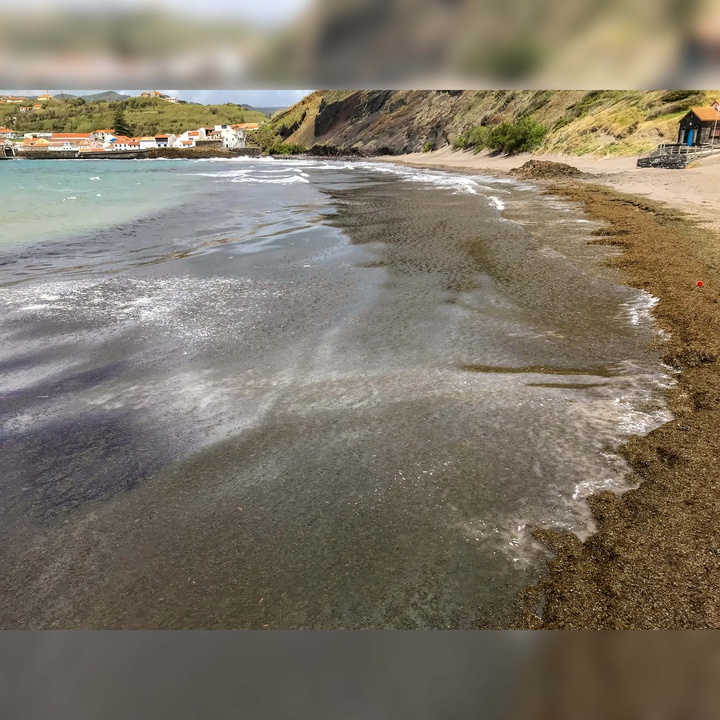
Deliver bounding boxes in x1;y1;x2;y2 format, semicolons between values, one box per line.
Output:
0;158;672;628
0;159;202;247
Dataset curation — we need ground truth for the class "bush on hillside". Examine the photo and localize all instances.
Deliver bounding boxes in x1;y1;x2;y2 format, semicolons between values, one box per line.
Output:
265;141;307;155
453;118;547;155
660;90;702;104
486;118;547;154
452;125;490;151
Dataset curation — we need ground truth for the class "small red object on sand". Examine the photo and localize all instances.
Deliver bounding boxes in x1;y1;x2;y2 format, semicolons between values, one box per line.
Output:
697;281;705;287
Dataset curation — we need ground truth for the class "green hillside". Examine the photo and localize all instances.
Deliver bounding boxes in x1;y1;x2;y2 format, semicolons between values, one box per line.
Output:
258;90;720;157
0;96;269;136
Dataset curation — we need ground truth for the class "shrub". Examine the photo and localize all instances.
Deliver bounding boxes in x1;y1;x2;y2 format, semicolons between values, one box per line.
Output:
485;117;547;154
266;141;307;155
422;140;434;153
453;125;490;151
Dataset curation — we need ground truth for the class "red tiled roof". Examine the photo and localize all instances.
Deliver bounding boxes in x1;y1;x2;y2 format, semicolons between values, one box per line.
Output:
51;133;91;139
690;107;720;121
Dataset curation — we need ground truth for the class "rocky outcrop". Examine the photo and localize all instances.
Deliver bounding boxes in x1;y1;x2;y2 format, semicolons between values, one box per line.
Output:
283;90;475;155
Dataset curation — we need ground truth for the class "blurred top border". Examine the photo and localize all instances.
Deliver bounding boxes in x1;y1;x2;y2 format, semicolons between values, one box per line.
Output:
2;1;720;89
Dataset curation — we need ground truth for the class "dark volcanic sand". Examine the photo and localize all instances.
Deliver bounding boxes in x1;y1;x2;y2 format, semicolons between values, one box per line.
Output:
0;161;672;629
517;182;720;629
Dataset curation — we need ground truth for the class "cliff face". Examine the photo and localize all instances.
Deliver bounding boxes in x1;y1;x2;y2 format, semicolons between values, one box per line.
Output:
270;90;719;157
275;90;474;155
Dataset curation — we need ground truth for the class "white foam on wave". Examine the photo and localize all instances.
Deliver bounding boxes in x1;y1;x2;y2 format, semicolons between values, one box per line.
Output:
185;156;522;201
488;196;505;211
620;292;659;326
190;155;278;163
189;166;310;185
0;276;285;345
230;175;310;185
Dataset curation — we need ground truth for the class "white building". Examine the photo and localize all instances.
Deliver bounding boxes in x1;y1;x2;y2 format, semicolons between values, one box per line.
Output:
213;124;246;149
154;134;177;148
175;128;205;147
102;135;142;151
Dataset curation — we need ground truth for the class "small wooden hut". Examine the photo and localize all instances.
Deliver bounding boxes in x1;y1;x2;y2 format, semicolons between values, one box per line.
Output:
677;104;720;146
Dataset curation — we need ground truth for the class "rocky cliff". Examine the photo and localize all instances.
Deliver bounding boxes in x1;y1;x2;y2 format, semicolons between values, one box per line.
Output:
267;90;719;157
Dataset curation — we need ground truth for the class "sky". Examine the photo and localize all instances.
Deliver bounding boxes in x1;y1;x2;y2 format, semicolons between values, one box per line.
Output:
16;0;314;27
166;90;313;107
3;90;313;108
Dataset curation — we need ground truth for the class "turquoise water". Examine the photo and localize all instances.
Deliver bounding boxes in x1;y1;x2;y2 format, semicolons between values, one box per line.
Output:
0;159;204;247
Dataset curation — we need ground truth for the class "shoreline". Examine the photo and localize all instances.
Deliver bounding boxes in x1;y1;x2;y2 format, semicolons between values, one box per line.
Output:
376;146;720;235
376;149;720;628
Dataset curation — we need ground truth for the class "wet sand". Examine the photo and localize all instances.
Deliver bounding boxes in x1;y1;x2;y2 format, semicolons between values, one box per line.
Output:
378;150;720;627
0;160;673;629
4;156;710;629
380;147;720;234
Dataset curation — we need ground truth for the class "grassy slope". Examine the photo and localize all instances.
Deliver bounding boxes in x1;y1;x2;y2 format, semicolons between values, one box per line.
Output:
270;90;720;156
0;97;269;136
445;90;720;155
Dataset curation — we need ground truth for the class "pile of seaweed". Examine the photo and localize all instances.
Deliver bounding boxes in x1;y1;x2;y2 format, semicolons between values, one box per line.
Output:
510;160;586;179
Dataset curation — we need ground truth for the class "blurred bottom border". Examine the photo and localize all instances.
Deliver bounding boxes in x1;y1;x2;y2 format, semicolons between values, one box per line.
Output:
2;631;720;719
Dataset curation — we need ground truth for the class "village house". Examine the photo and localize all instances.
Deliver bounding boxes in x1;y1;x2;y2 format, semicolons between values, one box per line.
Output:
154;134;177;148
19;106;33;113
93;129;115;141
234;123;261;132
5;96;27;104
677;101;720;146
175;128;204;147
215;124;246;149
38;93;53;102
102;135;141;151
0;127;16;139
141;91;178;103
25;132;104;152
21;137;51;149
135;134;177;149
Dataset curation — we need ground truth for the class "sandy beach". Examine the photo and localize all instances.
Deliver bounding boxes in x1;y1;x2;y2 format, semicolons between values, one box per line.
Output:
379;147;720;628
